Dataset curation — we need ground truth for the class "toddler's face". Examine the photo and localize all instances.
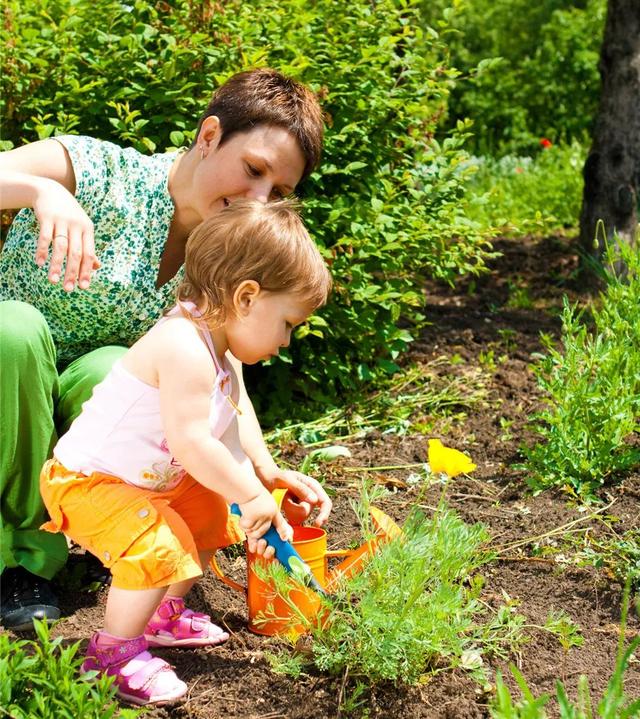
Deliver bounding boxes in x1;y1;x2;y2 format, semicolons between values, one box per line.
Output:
225;290;314;365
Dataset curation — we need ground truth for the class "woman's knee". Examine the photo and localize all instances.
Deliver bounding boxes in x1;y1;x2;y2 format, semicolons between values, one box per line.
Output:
0;301;56;378
0;301;53;356
61;345;126;389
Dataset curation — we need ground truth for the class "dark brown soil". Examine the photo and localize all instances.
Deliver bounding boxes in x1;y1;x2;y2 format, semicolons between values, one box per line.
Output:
15;235;640;717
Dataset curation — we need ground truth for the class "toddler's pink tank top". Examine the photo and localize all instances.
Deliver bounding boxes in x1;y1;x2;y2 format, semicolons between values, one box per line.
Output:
54;302;237;491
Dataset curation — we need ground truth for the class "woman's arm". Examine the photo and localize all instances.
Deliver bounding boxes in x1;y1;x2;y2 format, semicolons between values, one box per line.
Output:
0;139;99;290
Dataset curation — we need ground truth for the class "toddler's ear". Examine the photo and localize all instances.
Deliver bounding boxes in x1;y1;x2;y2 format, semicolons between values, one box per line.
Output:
233;279;261;316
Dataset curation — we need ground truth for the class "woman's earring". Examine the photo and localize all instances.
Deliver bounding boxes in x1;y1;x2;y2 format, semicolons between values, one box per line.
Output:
200;146;205;160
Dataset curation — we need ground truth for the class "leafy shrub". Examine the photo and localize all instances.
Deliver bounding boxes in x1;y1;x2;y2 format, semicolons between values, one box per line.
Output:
1;0;494;420
267;501;527;685
523;240;640;497
423;0;607;155
464;141;586;235
0;619;141;718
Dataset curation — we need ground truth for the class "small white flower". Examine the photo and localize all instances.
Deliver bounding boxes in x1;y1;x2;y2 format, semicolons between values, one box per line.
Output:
460;649;484;669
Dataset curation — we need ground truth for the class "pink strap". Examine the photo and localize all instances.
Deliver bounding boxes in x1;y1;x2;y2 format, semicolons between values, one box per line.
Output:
127;656;173;691
174;302;227;377
94;634;148;667
181;609;211;632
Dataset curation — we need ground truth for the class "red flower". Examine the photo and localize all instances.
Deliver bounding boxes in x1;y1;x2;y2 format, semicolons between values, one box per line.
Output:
539;138;552;149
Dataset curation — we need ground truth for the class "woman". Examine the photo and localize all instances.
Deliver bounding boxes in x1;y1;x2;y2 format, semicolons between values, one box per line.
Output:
0;68;330;630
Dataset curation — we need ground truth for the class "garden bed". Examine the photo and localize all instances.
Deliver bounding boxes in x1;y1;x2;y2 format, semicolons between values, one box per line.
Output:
33;235;640;717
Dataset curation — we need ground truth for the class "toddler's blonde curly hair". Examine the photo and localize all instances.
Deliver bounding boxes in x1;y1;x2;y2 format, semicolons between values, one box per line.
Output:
177;199;332;328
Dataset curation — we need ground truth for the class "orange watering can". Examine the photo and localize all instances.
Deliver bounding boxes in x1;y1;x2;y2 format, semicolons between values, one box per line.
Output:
210;497;401;636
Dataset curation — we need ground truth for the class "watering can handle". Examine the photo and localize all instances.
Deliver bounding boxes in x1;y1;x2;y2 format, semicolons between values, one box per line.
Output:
209;553;246;594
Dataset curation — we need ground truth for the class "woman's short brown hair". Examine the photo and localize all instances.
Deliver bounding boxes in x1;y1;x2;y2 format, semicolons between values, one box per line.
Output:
195;69;324;182
178;199;332;328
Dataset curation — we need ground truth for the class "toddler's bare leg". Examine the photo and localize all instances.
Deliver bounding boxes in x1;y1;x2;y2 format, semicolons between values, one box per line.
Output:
104;585;166;638
163;550;213;598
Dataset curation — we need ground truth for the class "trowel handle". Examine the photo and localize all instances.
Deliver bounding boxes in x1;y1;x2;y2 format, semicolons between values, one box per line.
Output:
229;503;300;572
230;503;327;596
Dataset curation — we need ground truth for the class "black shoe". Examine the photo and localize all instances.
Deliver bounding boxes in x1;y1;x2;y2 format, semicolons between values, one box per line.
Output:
1;567;60;630
80;551;111;588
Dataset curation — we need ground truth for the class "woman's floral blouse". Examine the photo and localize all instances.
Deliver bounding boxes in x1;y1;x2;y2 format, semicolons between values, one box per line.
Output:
0;135;183;364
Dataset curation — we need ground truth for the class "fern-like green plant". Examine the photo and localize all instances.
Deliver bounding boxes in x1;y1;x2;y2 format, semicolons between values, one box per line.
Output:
0;619;141;719
265;499;527;686
523;238;640;497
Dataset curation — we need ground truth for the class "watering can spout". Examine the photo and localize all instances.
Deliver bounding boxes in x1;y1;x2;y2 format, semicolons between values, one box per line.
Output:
325;506;402;590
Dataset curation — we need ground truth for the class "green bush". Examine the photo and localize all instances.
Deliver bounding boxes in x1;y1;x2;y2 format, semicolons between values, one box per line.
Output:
267;497;527;686
307;509;492;683
425;0;606;155
523;240;640;497
1;0;494;420
0;619;141;718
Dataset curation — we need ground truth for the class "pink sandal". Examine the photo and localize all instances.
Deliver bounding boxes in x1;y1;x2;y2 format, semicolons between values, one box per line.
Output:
81;632;187;706
145;596;229;648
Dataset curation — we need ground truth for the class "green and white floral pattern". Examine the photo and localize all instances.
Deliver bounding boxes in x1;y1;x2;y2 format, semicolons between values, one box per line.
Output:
0;135;182;364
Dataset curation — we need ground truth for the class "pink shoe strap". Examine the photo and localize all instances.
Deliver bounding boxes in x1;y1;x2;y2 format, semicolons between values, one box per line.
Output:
156;597;211;624
91;634;148;668
181;608;211;630
126;656;175;691
157;597;182;616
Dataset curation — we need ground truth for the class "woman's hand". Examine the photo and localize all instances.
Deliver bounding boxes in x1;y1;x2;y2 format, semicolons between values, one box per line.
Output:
33;179;100;291
258;466;332;527
0;140;101;291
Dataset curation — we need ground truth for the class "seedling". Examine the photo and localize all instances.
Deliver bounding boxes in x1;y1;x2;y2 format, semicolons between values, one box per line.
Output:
490;580;640;719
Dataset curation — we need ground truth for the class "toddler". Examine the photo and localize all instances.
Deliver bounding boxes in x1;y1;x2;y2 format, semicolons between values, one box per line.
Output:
39;199;332;706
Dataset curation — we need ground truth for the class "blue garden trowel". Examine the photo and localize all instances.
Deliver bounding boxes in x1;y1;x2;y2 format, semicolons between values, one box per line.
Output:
230;503;326;595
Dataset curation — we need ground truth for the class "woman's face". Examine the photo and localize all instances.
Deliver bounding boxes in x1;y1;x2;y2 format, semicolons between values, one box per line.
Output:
192;118;306;220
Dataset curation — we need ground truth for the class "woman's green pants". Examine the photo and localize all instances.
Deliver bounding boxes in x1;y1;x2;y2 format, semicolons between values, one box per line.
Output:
0;301;126;580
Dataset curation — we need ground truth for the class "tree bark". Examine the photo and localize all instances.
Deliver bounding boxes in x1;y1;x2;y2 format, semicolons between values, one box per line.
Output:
579;0;640;260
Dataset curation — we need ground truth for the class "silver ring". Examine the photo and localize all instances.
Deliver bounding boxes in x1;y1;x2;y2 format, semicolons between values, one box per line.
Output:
53;234;69;240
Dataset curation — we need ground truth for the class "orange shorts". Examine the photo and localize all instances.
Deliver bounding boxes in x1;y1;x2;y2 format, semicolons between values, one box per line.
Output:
40;458;243;590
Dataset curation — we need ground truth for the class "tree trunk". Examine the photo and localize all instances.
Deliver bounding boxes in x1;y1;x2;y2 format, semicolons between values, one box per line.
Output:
579;0;640;260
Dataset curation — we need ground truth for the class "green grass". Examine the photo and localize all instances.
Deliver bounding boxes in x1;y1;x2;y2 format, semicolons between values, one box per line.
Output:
464;142;586;235
490;580;640;719
266;358;488;447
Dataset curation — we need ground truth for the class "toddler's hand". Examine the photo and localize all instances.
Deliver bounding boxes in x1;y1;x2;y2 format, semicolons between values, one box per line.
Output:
238;490;278;539
260;468;332;527
249;512;294;559
238;491;293;550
